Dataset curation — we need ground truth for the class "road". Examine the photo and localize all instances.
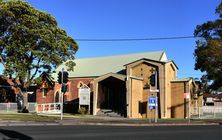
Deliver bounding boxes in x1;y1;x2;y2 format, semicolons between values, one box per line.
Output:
0;125;221;140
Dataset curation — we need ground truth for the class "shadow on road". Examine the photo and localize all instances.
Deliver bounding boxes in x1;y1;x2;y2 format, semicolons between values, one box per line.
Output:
0;128;33;140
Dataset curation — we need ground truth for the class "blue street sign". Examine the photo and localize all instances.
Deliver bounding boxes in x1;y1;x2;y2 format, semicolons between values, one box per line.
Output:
148;96;157;109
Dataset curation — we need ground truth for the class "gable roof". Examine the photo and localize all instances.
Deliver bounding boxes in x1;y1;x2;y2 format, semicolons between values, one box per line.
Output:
51;51;168;80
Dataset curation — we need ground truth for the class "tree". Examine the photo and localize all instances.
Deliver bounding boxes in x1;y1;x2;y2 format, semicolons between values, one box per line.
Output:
194;2;222;91
0;0;78;108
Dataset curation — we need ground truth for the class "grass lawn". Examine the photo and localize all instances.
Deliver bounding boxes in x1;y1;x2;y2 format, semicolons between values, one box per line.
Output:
0;113;59;122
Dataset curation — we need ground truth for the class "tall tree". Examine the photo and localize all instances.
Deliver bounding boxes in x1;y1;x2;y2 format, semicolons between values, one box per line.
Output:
194;2;222;90
0;0;78;107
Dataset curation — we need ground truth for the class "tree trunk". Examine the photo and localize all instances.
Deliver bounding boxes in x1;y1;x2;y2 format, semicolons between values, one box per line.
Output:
15;86;29;112
22;92;28;110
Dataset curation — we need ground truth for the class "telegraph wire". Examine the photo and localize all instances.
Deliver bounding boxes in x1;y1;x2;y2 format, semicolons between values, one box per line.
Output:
75;36;196;42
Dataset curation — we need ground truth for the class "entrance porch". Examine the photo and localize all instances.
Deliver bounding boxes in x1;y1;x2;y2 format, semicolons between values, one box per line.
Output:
93;73;127;117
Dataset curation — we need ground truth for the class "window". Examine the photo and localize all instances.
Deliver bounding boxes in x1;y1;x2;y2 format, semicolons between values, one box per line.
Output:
43;88;47;97
55;91;60;103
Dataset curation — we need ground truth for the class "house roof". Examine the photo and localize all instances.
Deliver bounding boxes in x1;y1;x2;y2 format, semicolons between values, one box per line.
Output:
203;93;222;98
51;51;168;80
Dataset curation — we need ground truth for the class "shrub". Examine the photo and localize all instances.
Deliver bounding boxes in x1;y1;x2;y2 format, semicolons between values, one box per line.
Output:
78;107;89;115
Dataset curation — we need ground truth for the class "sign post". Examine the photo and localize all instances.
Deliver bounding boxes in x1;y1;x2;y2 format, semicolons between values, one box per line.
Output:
184;92;190;123
60;68;64;120
148;96;158;123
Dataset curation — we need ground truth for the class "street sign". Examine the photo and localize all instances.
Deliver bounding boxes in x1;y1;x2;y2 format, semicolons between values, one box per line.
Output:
148;96;157;109
150;89;159;93
184;92;190;99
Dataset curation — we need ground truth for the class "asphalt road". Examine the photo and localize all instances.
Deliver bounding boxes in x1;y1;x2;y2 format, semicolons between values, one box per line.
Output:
0;125;221;140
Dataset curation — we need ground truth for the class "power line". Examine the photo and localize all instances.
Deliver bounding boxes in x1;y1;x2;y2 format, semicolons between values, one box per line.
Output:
75;36;196;42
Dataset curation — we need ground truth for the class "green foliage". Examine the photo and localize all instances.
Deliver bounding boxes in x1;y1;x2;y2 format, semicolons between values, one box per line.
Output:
0;0;78;87
194;2;222;90
33;77;42;86
65;61;76;71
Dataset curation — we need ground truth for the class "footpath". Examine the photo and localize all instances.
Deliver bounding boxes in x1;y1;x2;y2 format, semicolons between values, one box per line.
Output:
0;115;221;126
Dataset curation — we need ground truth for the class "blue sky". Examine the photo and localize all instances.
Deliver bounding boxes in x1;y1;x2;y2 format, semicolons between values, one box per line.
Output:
21;0;221;78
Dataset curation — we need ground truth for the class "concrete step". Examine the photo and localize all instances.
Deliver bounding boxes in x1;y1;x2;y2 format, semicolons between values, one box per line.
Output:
97;109;123;118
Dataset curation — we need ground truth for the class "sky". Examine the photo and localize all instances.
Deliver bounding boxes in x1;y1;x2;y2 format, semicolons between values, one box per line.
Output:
10;0;222;79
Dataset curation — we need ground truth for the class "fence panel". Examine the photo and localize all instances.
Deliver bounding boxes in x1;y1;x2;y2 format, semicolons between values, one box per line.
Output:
0;103;37;113
36;103;61;114
27;103;37;113
190;106;222;119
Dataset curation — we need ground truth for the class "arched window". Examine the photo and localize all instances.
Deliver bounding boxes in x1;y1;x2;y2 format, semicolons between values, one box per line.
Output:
55;91;60;103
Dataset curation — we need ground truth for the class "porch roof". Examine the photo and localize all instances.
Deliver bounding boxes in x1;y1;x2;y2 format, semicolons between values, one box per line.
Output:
94;73;126;82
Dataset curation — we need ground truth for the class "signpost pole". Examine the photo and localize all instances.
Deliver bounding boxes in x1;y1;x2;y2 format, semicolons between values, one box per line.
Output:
155;96;158;123
188;97;190;124
148;96;151;123
184;92;190;123
61;68;64;120
61;91;63;120
148;95;158;123
89;92;90;114
155;71;158;123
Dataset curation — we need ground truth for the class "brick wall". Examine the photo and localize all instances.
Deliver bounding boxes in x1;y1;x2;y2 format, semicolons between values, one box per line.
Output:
171;82;186;118
36;77;94;104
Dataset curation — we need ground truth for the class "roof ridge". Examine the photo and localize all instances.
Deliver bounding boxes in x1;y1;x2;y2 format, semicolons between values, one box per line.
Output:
75;50;165;60
159;51;165;61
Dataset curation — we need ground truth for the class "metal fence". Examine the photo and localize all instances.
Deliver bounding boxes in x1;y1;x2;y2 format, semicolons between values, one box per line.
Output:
0;102;37;113
36;103;61;114
190;106;222;119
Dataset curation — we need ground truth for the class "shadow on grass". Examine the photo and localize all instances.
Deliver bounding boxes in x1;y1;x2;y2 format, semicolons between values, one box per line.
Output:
0;128;33;140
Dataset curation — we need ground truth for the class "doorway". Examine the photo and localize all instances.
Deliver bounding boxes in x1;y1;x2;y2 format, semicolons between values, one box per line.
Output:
97;76;126;117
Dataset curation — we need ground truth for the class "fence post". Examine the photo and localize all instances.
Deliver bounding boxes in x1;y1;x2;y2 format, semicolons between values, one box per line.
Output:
36;103;38;113
6;103;9;113
198;107;201;119
54;103;56;112
48;104;50;112
213;107;216;119
43;104;45;113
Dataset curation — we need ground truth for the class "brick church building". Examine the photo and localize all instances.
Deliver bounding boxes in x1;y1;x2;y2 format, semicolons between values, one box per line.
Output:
36;51;203;119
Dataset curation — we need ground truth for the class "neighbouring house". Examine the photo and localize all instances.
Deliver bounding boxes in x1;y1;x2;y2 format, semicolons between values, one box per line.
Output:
0;76;18;103
203;93;222;106
0;76;36;111
36;51;203;119
0;76;36;103
171;78;202;118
